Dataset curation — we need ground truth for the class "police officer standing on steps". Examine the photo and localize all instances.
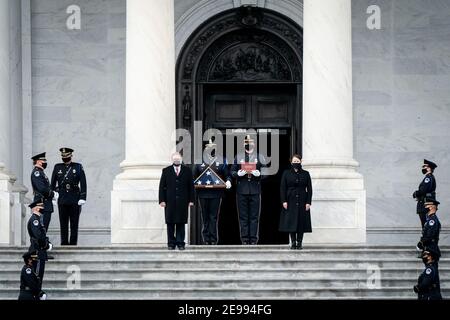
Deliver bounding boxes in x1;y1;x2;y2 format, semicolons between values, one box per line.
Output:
27;200;53;284
194;139;232;245
231;135;266;245
413;159;437;227
51;148;87;246
18;250;47;301
31;152;58;231
414;246;442;300
416;197;441;259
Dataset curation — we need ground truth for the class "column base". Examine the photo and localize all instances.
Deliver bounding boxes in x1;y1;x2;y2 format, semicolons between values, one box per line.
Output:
0;166;24;245
303;160;367;244
111;163;168;244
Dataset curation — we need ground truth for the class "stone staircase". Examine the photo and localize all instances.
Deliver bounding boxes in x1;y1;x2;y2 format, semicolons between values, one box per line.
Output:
0;245;448;300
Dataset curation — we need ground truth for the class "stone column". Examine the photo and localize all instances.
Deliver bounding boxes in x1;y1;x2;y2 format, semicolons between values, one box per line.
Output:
111;0;176;244
0;0;17;245
302;0;366;243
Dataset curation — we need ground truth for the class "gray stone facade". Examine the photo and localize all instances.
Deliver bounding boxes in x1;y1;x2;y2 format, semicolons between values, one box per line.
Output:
24;0;450;245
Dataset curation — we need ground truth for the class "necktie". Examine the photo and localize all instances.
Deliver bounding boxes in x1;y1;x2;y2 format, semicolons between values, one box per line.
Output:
176;167;179;176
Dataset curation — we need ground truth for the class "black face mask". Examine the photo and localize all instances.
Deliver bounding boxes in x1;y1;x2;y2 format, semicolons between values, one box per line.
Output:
292;163;302;170
42;162;48;169
62;157;72;164
422;257;429;264
173;162;181;167
422;169;428;175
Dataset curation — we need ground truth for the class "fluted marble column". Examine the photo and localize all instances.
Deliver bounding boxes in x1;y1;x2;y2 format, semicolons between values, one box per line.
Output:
0;0;18;245
303;0;366;243
111;0;176;244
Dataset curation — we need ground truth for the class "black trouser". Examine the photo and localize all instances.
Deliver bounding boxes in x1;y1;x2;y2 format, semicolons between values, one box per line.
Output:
419;213;427;228
167;223;185;248
290;232;304;246
41;210;52;232
33;252;46;282
59;204;81;245
237;194;261;244
199;197;222;244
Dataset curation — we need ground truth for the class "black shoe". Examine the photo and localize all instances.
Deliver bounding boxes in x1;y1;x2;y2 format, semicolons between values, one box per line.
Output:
296;243;303;250
47;255;55;260
178;246;185;251
250;242;257;245
204;241;211;245
168;246;175;250
290;243;296;250
242;241;249;245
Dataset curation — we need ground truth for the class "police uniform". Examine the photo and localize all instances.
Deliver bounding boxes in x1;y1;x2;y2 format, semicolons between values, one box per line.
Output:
413;159;437;227
231;136;266;245
31;152;55;231
18;251;41;301
27;201;52;281
416;197;441;258
50;148;87;245
194;154;231;245
414;247;442;300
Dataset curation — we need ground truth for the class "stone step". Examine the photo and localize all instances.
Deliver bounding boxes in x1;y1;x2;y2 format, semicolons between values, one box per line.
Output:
0;259;440;270
2;277;449;290
0;267;440;280
1;287;448;299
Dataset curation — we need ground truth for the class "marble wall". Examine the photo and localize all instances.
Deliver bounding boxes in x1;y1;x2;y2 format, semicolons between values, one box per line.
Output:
352;0;450;244
28;0;450;245
30;0;126;244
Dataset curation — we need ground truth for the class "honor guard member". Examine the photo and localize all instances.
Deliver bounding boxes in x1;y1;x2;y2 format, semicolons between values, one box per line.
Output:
414;246;442;300
31;152;58;231
413;159;437;227
194;139;232;245
416;197;441;258
231;135;266;245
18;250;42;301
28;200;53;281
51;148;87;245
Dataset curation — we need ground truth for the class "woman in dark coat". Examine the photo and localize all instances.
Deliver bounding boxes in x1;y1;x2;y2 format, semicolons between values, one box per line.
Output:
279;154;312;249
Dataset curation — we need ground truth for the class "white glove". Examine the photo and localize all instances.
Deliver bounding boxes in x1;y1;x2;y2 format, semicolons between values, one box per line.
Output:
53;191;59;200
78;200;86;206
237;170;246;177
39;292;47;300
48;243;53;251
252;170;261;177
52;199;57;206
225;180;232;189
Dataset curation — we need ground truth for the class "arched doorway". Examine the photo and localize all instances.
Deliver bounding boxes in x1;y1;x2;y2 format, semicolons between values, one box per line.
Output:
176;6;303;245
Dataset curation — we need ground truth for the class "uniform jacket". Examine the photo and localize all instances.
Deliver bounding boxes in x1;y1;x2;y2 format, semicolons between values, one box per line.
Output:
159;165;195;224
27;214;50;260
231;152;266;195
419;214;441;252
279;167;312;233
416;262;442;300
31;167;54;213
51;162;87;205
18;264;41;301
414;173;436;214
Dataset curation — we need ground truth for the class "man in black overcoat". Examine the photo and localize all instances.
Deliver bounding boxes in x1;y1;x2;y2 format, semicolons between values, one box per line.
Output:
159;152;195;250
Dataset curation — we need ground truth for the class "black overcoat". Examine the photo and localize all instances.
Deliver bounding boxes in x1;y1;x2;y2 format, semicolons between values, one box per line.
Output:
279;168;312;233
159;165;195;224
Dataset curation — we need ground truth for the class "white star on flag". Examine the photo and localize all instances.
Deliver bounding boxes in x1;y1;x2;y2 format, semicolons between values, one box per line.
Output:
206;171;211;176
215;180;220;184
197;181;202;185
206;180;211;185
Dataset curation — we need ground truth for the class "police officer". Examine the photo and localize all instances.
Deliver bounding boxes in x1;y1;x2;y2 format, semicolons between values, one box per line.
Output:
18;250;43;301
31;152;58;231
194;139;232;245
414;246;442;300
413;159;437;227
416;197;441;258
51;148;87;245
231;135;266;245
28;200;53;281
